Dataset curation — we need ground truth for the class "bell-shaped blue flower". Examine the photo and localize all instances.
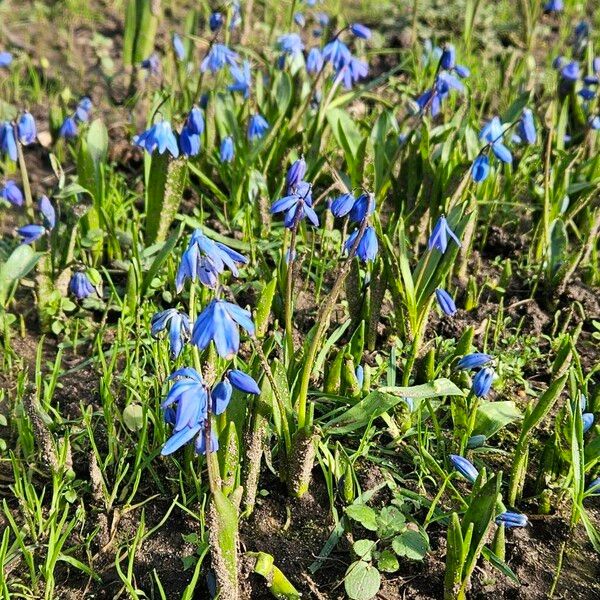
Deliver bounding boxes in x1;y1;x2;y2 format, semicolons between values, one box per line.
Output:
59;116;78;139
151;308;192;359
330;193;356;217
75;97;93;122
1;122;18;161
172;33;185;60
457;353;492;370
435;288;457;316
428;215;461;253
69;272;95;299
141;54;160;75
191;299;255;359
201;43;238;73
271;181;319;228
194;427;219;455
18;224;45;244
212;379;233;415
345;225;378;262
449;454;478;483
440;44;456;70
1;180;23;207
286;158;307;192
583;413;595;433
180;126;201;157
480;116;512;163
348;193;375;223
248;114;269;141
220;136;234;162
336;56;368;89
278;33;304;56
228;61;252;98
306;47;324;74
209;11;224;31
544;0;563;12
133;121;179;158
186;106;204;135
227;369;260;394
473;366;495;398
495;512;528;528
18;112;37;145
350;23;371;40
471;154;490;182
38;196;55;229
0;51;13;68
516;108;536;144
322;38;352;69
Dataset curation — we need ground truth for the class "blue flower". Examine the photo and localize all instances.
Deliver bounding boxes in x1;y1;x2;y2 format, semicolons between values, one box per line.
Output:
141;54;160;75
227;369;261;394
579;87;596;101
38;196;55;229
18;112;37;145
151;308;192;359
228;60;252;98
544;0;563;11
323;38;352;69
345;226;378;262
180;126;201;157
201;43;238;73
440;44;456;70
186;106;204;135
335;56;368;89
209;11;224;31
175;229;248;292
18;224;45;244
294;12;306;27
271;181;319;228
516;108;536;144
278;33;304;56
560;61;579;84
583;413;595;433
416;71;464;117
133;121;179;158
247;114;269;141
350;23;371;40
428;215;461;253
316;12;329;27
471;154;490;182
330;193;356;217
0;122;17;161
220;136;234;162
59;116;78;139
355;365;364;387
435;288;457;316
473;367;495;398
0;51;13;68
69;272;96;299
212;379;233;415
172;33;185;60
480;117;512;163
348;193;375;222
456;353;493;370
495;512;528;528
191;299;255;359
286;158;307;192
1;180;23;207
449;454;478;483
590;116;600;130
306;47;324;74
75;97;93;122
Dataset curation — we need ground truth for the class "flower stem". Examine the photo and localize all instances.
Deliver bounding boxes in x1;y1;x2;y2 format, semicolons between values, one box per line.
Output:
14;126;35;222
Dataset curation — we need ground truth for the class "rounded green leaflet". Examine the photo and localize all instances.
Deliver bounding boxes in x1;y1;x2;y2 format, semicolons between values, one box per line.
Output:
392;530;429;560
344;560;381;600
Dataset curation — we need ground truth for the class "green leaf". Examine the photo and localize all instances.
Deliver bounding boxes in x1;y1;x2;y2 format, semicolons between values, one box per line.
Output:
481;547;520;585
344;561;381;600
376;506;406;538
473;401;522;438
325;379;463;435
141;230;180;296
353;539;377;561
392;530;428;560
377;549;399;573
254;277;277;338
123;404;144;431
345;505;378;531
0;245;43;305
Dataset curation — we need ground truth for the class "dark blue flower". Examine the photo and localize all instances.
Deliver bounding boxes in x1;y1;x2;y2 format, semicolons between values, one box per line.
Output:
220;136;234;162
175;229;248;292
344;225;378;262
544;0;563;11
18;224;45;244
440;44;455;70
133;121;179;158
18;112;36;145
151;308;192;359
583;413;595;433
194;427;219;454
180;126;200;157
516;108;536;144
172;33;185;61
435;288;457;316
209;11;224;32
473;367;495;398
449;454;478;483
306;47;324;74
330;193;356;217
227;369;260;394
186;106;204;135
471;154;490;182
228;60;252;98
322;38;352;69
480;117;512;163
0;51;13;68
348;193;375;222
456;353;493;370
212;379;233;415
75;97;93;122
495;512;528;528
201;44;238;73
278;33;304;56
1;122;18;160
454;64;470;78
271;181;319;228
350;23;371;40
141;54;160;75
38;196;55;229
1;180;23;207
69;271;96;299
247;114;269;141
286;157;307;192
59;116;78;139
191;299;255;359
428;215;461;253
560;61;579;84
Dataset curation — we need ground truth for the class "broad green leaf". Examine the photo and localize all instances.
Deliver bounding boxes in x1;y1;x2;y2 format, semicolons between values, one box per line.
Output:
345;505;378;531
376;506;406;538
353;539;376;562
0;245;43;304
123;404;144;431
377;549;399;573
344;561;381;600
392;530;428;560
254;277;277;338
473;401;522;438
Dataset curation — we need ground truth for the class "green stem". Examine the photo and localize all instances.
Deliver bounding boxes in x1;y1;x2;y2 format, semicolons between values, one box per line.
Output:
14;127;35;221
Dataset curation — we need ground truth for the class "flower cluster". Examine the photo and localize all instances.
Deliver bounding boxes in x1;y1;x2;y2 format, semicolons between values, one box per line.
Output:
59;97;93;140
17;195;56;244
457;351;496;398
1;111;38;161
